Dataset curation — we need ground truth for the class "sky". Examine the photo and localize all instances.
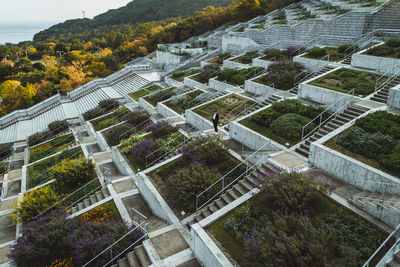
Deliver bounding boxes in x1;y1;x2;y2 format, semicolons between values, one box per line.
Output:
0;0;133;23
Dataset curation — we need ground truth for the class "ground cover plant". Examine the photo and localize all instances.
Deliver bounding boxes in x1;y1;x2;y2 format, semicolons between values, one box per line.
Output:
190;64;220;84
171;69;201;82
240;99;327;146
325;111;400;177
365;38;400;59
28;120;71;147
9;211;143;267
216;67;264;86
230;51;260;64
301;45;354;62
144;87;187;106
254;61;306;90
309;67;384;96
149;135;245;213
194;94;255;125
207;53;232;64
165;90;203;114
208;171;387;266
91;106;129;131
129;84;162;101
29;133;75;163
27;146;83;189
82;99;120;121
80;201;121;224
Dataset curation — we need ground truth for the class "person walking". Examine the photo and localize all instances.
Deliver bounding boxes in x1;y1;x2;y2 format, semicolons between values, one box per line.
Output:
212;109;219;133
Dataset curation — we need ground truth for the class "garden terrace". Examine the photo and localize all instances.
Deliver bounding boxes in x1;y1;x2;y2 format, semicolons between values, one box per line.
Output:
309;68;385;97
208;172;389;266
194;94;256;125
82;99;121;121
229;51;261;65
120;121;185;171
129;84;163;101
253;61;306;91
324;111;400;178
90;106;130;131
164;90;204;114
301;45;352;62
339;0;384;8
170;69;201;82
240;99;329;147
364;38;400;59
29;133;76;163
148;136;246;215
216;67;264;86
206;53;232;64
28;120;70;147
189;65;220;84
315;3;349;15
260;48;292;61
79;201;122;223
293;6;316;20
27;146;84;189
250;21;265;29
273;10;287;24
144;87;188;106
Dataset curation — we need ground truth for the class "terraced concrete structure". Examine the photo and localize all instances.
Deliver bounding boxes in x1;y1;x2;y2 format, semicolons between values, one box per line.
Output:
1;0;400;266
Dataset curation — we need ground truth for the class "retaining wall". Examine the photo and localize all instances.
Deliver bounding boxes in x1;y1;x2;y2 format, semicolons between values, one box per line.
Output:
252;57;273;69
388;85;400;108
244;79;280;97
209;78;240;92
293;54;330;72
351;52;400;74
185;110;214;131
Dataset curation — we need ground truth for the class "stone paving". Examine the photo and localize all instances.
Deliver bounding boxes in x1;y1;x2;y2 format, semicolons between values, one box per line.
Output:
0;246;10;264
113;179;137;193
272;152;307;168
0;214;16;244
151;229;189;259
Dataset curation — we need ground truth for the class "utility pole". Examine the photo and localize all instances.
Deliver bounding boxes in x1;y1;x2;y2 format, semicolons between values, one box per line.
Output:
83;11;86;19
56;51;63;59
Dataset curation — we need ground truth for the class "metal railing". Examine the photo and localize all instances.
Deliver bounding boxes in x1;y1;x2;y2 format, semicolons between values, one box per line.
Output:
32;178;102;221
196;140;272;211
374;64;400;93
29;133;76;163
301;88;355;140
83;222;148;267
363;223;400;267
118;118;152;142
131;208;148;231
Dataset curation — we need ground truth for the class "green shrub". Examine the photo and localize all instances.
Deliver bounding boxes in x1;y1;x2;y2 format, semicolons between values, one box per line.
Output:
59;146;82;160
367;44;395;57
96;118;118;131
338;44;356;54
251;108;281;127
163;164;220;211
123;110;150;126
14;185;62;223
182;135;227;165
308;47;326;57
98;99;119;111
48;120;69;135
338;127;395;158
83;107;105;121
0;143;12;160
28;131;51;147
238;51;259;64
120;134;145;154
271;99;302;114
49;157;96;194
270;113;313;140
0;162;6;174
218;68;237;82
355;111;400;138
104;124;133;146
145;120;177;139
171;71;185;78
378;147;400;172
386;38;400;48
112;106;129;117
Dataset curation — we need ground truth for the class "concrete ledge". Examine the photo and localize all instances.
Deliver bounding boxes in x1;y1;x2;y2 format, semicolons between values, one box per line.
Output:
165;77;183;87
138;97;155;110
183;76;204;89
230;121;285;151
293;53;330;72
388;85;400;108
209;78;240;92
157;102;180;119
185;110;213;132
223;57;249;69
244;78;280;97
252;57;273;69
351;52;400;75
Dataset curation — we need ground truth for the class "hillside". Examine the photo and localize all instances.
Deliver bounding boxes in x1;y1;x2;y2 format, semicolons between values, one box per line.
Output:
33;0;232;41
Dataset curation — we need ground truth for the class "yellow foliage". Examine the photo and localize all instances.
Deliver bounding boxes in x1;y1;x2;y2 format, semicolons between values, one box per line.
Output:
33;142;52;154
80;203;115;224
95;48;112;59
41;55;57;67
0;59;14;67
27;47;37;55
45;65;59;80
46;257;73;267
21;83;37;99
59;61;88;90
0;80;37;100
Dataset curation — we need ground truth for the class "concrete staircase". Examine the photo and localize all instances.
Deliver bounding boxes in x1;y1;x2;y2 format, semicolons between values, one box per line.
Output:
370;76;400;104
295;105;369;158
289;65;336;94
261;94;283;105
73;89;110;114
71;187;111;214
188;162;276;226
111;245;152;267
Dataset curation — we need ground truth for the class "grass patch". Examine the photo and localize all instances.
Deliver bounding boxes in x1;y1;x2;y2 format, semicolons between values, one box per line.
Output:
129;84;162;101
193;94;255;125
144;87;177;106
171;69;201;82
165;90;203;114
309;68;385;97
29;133;75;163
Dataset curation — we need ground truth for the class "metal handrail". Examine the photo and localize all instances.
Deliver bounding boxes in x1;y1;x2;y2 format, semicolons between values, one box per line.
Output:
83;223;147;267
32;178;101;220
363;223;400;267
374;64;400;93
301;88;355;140
196;140;272;211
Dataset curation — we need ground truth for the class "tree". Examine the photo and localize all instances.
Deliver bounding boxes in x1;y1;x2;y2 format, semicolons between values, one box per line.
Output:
59;61;88;90
14;57;33;73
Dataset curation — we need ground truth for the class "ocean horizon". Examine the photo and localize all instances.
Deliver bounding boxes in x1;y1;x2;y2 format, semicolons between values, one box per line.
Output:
0;21;58;44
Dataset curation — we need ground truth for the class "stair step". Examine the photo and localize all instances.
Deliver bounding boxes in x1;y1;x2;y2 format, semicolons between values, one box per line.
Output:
96;191;104;202
227;189;240;200
71;206;78;214
126;251;141;267
101;187;110;198
118;257;129;267
78;202;85;211
84;198;91;208
134;245;151;267
90;195;97;205
296;146;309;158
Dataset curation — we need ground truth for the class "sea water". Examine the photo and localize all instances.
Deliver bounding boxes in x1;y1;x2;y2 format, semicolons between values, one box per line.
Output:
0;22;57;44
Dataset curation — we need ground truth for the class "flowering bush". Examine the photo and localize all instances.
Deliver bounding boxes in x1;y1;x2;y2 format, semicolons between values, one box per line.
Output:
256;61;305;90
145;120;177;138
80;203;115;224
129;137;163;168
159;132;184;152
98;99;120;111
104;123;134;146
181;135;228;164
48;120;69;135
14;185;62;223
95;118;118;131
163;163;220;211
46;257;73;267
28;131;51;147
49;156;96;194
82;107;105;121
122;110;150;126
112;106;129;117
30;133;75;162
120;134;145;154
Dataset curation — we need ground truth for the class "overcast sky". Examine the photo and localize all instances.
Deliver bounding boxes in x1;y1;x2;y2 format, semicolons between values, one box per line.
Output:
0;0;133;22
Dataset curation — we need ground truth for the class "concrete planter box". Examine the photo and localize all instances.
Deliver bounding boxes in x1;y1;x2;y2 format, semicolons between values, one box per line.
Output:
209;78;241;92
230;121;286;151
351;51;400;75
184;110;213;131
298;82;361;112
157;102;180;118
183;76;204;89
138;97;155;110
252;57;274;68
223;57;250;69
200;60;212;68
165;76;183;87
388;84;400;108
293;53;330;72
244;78;280;97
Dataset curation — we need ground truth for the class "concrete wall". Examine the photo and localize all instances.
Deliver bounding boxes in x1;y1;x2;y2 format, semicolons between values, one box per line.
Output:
207;36;222;49
157;102;180;118
351;53;400;74
244;78;280;97
223;58;249;69
138;98;155;110
183;76;204;89
156;51;184;65
185;110;213;131
388;85;400;108
165;77;183;87
222;35;260;53
190;224;233;267
309;142;400;195
293;54;330;72
229;121;284;151
209;78;240;92
252;57;273;69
